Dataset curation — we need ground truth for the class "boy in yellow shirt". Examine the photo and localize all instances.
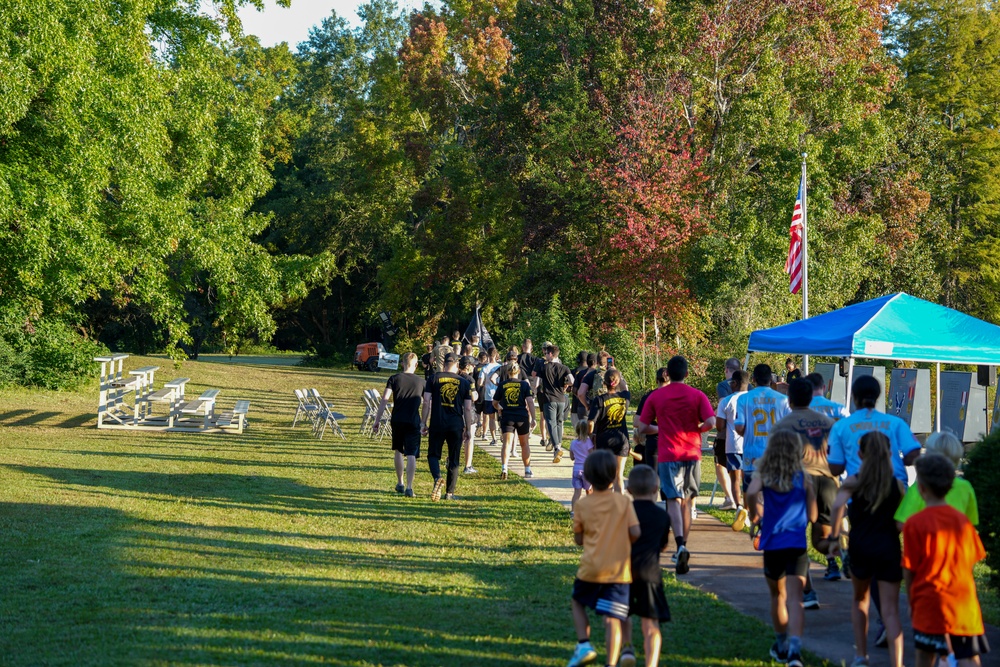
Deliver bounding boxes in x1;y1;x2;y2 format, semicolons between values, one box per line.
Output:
569;449;641;667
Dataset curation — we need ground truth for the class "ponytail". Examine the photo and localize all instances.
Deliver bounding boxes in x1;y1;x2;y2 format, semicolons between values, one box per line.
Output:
857;431;894;510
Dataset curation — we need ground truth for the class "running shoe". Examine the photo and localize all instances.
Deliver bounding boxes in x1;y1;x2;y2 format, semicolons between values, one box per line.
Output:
524;467;533;479
431;477;445;501
841;551;852;579
395;483;405;494
490;438;497;447
553;449;564;463
786;651;803;667
849;658;869;667
670;551;678;563
823;559;841;581
769;640;788;663
720;499;736;510
404;488;415;497
803;590;819;610
874;620;887;648
732;506;748;532
566;641;597;667
500;469;508;480
445;493;456;500
618;646;637;667
675;545;690;575
463;466;478;474
545;440;554;452
750;523;762;551
691;505;698;521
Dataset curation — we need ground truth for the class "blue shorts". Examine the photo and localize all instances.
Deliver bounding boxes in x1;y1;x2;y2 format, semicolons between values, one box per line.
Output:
572;579;630;621
725;453;743;473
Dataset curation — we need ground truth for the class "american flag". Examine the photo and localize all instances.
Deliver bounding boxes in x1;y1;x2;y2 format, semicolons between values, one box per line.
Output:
785;175;805;294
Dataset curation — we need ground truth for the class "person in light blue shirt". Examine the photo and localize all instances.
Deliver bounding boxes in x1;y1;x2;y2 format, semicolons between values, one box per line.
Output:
805;372;850;420
828;375;921;483
734;364;791;472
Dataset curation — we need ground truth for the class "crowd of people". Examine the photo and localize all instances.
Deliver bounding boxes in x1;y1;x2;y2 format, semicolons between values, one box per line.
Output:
374;336;988;667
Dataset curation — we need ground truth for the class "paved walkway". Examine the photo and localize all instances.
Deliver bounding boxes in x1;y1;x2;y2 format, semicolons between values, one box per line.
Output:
476;434;1000;667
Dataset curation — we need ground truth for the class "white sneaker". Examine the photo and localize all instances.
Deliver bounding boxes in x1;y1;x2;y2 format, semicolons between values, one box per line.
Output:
732;506;748;532
719;499;736;510
566;641;597;667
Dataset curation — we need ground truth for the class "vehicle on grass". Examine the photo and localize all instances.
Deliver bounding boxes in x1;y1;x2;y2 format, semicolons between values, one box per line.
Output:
354;342;399;372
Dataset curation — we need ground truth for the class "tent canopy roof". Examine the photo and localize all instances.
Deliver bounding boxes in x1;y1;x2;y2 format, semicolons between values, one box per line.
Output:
747;293;1000;365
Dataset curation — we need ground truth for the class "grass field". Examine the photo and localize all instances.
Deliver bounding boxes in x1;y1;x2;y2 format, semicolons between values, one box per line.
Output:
0;356;822;666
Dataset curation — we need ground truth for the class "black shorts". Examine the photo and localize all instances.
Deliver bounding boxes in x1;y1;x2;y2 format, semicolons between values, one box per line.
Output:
501;418;530;436
763;548;809;580
629;580;671;622
811;474;838;526
914;631;990;659
572;579;630;621
595;431;630;457
847;547;903;583
391;423;421;457
427;428;461;458
483;402;497;415
713;438;727;466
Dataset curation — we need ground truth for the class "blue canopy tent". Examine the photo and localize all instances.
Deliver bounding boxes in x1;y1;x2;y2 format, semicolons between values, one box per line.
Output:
746;293;1000;430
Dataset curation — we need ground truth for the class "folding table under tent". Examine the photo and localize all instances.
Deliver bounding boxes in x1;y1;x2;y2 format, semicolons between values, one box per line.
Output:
745;292;1000;431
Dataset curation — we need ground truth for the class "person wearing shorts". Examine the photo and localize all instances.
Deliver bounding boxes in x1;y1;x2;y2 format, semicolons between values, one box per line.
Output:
494;357;536;480
716;370;749;525
373;352;426;497
588;369;631;494
637;355;714;575
478;348;501;444
772;378;839;606
423;353;474;501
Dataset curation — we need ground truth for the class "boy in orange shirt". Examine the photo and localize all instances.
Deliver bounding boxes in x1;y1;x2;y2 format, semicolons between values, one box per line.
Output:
902;454;989;667
569;449;641;667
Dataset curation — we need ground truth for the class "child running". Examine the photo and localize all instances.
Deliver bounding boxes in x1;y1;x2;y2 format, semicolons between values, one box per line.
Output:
570;420;595;517
829;432;905;667
903;454;989;667
619;465;671;667
745;430;817;667
568;449;641;667
894;431;978;528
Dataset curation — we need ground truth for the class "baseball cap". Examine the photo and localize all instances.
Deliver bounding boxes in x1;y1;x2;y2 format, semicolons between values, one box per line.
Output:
443;352;457;364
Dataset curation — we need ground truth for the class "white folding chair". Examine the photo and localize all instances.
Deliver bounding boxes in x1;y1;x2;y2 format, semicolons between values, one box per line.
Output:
359;389;378;435
369;388;392;441
293;389;320;428
310;389;346;440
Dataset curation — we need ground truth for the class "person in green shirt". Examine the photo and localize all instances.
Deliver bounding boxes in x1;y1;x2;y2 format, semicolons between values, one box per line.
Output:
894;431;978;529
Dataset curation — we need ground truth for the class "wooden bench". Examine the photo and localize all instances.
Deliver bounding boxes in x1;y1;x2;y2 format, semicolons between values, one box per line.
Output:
216;400;250;433
146;388;175;402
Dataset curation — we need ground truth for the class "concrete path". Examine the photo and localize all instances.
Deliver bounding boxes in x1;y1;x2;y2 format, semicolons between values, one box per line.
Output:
476;433;1000;667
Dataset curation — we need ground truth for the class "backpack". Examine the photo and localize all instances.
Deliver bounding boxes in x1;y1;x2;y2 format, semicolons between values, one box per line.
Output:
587;368;607;402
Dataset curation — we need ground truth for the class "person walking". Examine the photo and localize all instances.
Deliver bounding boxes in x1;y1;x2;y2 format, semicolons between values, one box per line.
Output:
715;370;749;521
518;339;544;445
637;356;715;576
634;367;669;474
534;343;573;463
479;347;502;446
458;357;480;475
422;353;474;501
805;372;850;419
734;364;790;527
588;369;631;494
495;357;537;480
570;351;590;430
713;357;742;508
373;352;426;497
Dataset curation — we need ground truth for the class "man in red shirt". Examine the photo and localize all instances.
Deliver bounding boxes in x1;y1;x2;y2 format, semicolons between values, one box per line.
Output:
637;355;715;575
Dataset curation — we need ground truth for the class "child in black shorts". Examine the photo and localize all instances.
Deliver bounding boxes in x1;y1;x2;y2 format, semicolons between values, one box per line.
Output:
619;465;671;667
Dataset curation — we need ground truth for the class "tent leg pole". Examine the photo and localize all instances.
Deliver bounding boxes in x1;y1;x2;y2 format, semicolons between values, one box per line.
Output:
845;358;856;412
743;353;751;372
936;363;941;432
803;354;809;375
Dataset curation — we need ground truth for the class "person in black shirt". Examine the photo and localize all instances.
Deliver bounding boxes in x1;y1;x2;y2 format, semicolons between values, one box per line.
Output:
533;344;574;463
421;344;435;384
374;352;427;497
458;357;480;474
619;466;671;667
494;361;536;480
518;339;545;447
422;353;474;501
570;351;590;428
589;368;631;493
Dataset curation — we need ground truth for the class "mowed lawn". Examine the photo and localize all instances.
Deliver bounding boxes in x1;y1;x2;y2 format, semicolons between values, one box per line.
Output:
0;357;812;666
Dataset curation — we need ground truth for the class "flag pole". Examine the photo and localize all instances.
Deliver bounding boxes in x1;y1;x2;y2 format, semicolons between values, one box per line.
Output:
801;153;809;373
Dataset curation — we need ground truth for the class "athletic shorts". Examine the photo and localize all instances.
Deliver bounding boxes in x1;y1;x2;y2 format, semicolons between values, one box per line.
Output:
483;402;497;415
914;632;990;659
713;438;727;466
763;548;809;581
847;546;903;583
501;418;530;436
474;400;485;414
390;423;421;458
811;474;838;526
628;579;671;622
572;579;630;621
742;469;754;494
427;428;461;459
595;430;630;458
572;467;592;491
659;461;700;500
725;453;743;473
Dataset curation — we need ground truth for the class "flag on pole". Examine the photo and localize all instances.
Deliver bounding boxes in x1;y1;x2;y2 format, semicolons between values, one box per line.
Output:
785;175;805;294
